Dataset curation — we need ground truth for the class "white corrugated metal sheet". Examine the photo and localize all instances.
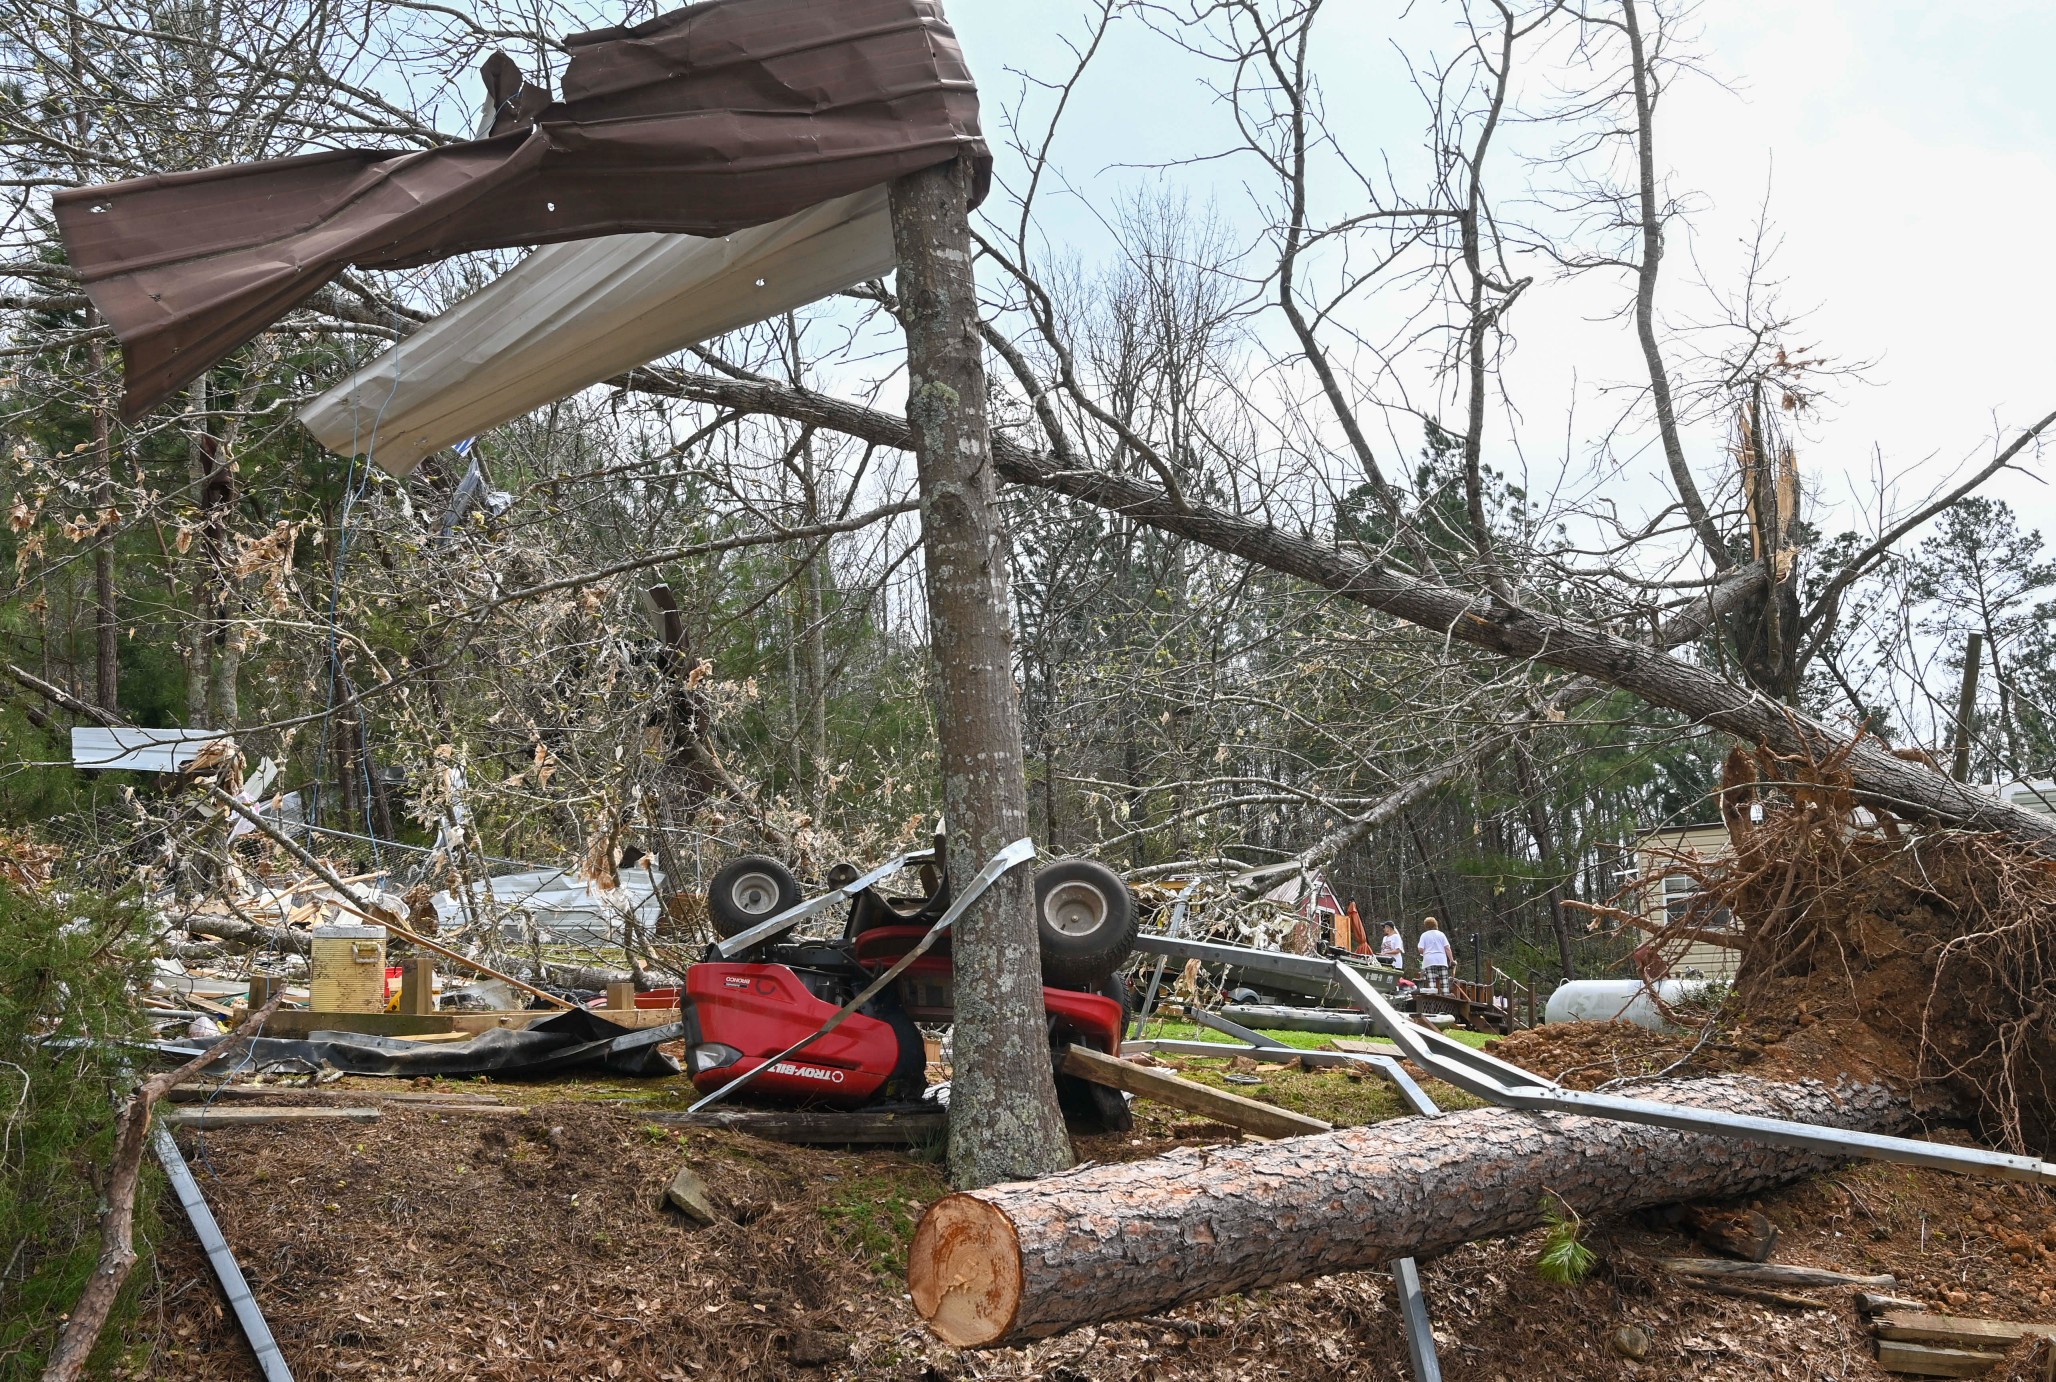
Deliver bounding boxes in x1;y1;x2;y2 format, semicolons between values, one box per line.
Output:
430;865;666;945
71;726;226;772
296;186;894;477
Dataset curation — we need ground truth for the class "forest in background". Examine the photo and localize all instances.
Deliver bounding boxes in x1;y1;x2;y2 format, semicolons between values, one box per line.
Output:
2;0;2054;991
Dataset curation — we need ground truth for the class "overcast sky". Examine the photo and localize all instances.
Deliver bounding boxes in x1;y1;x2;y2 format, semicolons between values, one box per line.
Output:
946;1;2056;556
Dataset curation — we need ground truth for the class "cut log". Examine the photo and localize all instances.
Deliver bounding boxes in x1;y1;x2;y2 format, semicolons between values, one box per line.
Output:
1057;1045;1331;1139
1873;1340;2006;1378
907;1074;1905;1347
1656;1257;1896;1288
1678;1278;1827;1310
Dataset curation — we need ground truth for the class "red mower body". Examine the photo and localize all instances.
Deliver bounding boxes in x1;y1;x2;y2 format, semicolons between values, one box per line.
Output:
682;963;901;1107
682;953;1126;1107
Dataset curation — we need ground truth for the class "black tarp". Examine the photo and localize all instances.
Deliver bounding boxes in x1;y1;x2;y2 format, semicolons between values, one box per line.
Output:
163;1008;681;1080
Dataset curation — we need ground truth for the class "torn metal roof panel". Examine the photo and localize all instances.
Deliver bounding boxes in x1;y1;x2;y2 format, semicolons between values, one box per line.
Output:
298;186;894;475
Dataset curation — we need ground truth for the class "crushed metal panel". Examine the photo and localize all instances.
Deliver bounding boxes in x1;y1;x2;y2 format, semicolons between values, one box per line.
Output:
298;186;896;476
71;726;227;773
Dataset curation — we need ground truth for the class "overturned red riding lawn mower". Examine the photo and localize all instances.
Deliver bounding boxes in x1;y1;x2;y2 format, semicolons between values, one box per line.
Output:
680;845;1139;1129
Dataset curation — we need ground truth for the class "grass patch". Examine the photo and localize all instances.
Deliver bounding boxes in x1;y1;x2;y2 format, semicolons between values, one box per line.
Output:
1160;1058;1418;1126
815;1164;949;1275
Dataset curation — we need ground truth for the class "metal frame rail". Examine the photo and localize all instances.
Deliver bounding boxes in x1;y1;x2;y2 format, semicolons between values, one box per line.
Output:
1130;933;2056;1185
153;1124;295;1381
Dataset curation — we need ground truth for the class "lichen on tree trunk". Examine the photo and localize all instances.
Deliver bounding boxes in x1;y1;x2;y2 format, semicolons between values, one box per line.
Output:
889;157;1072;1189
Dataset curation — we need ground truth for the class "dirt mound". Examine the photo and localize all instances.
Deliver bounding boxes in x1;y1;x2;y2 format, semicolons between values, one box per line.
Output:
1487;1020;1707;1088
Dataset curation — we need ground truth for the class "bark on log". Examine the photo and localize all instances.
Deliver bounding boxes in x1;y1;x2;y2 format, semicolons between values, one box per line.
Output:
615;367;2056;847
907;1074;1906;1347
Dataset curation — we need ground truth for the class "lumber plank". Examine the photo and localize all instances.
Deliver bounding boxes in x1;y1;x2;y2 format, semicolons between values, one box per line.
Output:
1678;1278;1827;1310
1874;1339;2007;1378
1655;1257;1895;1288
1876;1313;2056;1348
163;1106;381;1128
644;1106;946;1145
1059;1045;1331;1139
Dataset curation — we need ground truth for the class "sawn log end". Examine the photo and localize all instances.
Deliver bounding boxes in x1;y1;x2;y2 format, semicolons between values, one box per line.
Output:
909;1192;1023;1347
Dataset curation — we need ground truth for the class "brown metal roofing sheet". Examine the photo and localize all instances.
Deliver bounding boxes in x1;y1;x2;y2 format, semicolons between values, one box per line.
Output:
54;0;986;421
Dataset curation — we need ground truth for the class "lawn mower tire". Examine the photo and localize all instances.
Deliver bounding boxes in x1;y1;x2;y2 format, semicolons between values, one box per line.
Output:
706;854;801;939
1055;974;1133;1133
1033;857;1139;988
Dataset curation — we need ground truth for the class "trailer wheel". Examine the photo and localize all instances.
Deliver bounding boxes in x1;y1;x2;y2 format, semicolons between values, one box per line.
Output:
707;855;801;939
1033;858;1138;987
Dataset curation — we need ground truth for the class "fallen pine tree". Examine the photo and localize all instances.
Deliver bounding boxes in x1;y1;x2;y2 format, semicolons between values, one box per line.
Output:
908;1074;1905;1347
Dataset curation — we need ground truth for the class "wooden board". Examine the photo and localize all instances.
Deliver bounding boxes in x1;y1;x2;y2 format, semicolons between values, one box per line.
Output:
645;1106;946;1145
1874;1339;2007;1378
1327;1037;1404;1055
1876;1313;2056;1349
1059;1045;1331;1139
163;1106;381;1128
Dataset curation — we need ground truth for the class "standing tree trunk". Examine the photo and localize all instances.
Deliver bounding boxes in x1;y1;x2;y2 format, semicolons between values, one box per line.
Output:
909;1074;1905;1347
889;157;1072;1189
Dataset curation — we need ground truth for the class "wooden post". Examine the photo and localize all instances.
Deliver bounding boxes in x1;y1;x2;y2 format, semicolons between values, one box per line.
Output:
399;957;437;1015
247;975;282;1010
1526;968;1538;1030
889;157;1071;1188
606;979;636;1013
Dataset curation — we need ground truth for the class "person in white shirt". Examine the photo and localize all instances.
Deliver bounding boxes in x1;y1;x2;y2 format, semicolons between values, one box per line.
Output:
1377;922;1405;969
1417;917;1453;993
